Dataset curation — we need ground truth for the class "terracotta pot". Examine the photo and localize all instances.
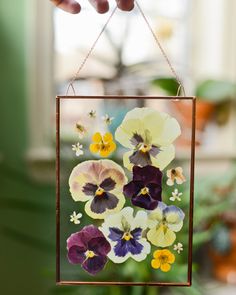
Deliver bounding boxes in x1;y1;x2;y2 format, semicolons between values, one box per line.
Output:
171;99;215;146
209;213;236;284
209;228;236;284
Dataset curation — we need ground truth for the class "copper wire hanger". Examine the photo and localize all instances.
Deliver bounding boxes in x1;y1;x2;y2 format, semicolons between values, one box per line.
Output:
65;0;186;97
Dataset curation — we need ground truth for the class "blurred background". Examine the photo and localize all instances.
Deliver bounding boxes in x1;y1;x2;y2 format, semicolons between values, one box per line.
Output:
0;0;236;294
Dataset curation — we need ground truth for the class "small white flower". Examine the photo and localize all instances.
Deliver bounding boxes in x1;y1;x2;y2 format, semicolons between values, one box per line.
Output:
88;110;96;118
102;114;114;125
72;142;84;157
70;211;82;224
173;242;183;254
170;188;182;202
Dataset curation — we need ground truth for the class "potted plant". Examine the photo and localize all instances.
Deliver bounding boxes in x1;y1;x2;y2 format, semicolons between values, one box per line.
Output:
152;77;236;145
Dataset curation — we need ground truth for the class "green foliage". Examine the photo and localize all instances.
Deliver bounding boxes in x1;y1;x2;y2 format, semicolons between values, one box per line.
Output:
196;79;236;102
152;78;180;96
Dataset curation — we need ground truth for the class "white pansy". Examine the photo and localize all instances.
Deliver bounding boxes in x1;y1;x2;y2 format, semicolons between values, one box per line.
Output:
99;207;151;263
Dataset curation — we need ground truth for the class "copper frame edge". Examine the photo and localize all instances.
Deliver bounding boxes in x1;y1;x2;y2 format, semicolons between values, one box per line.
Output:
56;95;196;286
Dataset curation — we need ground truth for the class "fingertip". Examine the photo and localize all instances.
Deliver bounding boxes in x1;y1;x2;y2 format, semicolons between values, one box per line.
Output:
116;0;135;11
55;0;81;14
89;0;109;14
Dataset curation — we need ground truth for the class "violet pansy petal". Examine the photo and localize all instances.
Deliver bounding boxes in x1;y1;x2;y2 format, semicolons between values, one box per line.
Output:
90;193;119;214
82;255;108;275
108;227;124;242
149;145;161;157
130;227;142;240
114;239;130;257
67;245;86;264
128;238;144;255
67;232;87;250
131;194;158;210
123;181;143;198
88;237;111;256
147;183;162;201
82;183;98;196
133;165;162;185
129;150;152;166
100;177;116;191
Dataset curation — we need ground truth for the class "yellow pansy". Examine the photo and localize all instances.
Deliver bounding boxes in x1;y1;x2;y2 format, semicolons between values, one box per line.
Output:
90;132;116;157
151;249;175;272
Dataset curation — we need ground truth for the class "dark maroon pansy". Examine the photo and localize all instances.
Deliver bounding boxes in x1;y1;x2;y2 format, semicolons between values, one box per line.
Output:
67;225;111;275
123;165;162;210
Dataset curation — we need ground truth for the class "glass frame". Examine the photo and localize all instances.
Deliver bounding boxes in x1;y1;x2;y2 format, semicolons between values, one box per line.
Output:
56;95;196;286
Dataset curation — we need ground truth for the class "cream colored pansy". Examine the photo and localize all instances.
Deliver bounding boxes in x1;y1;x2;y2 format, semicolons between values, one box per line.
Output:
115;107;181;171
69;160;127;219
147;202;185;247
166;167;186;186
99;207;151;263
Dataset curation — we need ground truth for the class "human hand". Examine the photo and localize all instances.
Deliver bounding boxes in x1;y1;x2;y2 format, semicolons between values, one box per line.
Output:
51;0;135;14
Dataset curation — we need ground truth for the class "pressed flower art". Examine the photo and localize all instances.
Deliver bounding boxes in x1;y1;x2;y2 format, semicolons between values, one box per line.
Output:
147;202;185;247
123;165;163;210
151;249;175;272
100;207;151;263
69;159;127;219
90;132;116;157
57;97;195;283
115;107;181;171
67;225;111;275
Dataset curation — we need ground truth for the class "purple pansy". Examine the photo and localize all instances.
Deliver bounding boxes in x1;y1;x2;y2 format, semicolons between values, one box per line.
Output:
123;165;163;210
67;225;111;275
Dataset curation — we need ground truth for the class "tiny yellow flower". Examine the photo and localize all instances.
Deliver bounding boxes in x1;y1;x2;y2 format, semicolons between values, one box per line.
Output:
151;249;175;272
75;123;87;138
88;110;96;118
90;132;116;157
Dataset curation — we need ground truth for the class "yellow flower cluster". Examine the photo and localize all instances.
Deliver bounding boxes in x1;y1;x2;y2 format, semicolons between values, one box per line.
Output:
90;132;116;157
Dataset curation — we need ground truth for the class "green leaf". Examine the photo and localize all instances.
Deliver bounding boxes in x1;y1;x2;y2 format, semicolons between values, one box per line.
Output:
196;80;236;102
152;77;180;96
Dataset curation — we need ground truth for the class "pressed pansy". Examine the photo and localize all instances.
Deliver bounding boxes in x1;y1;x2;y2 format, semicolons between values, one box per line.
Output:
123;165;162;210
75;123;87;138
115;107;181;171
72;142;84;157
100;207;151;263
147;202;185;247
67;225;111;275
88;110;96;118
151;249;175;272
90;132;116;157
69;160;127;219
70;211;82;224
102;114;114;125
174;242;183;254
167;167;186;186
170;188;182;202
